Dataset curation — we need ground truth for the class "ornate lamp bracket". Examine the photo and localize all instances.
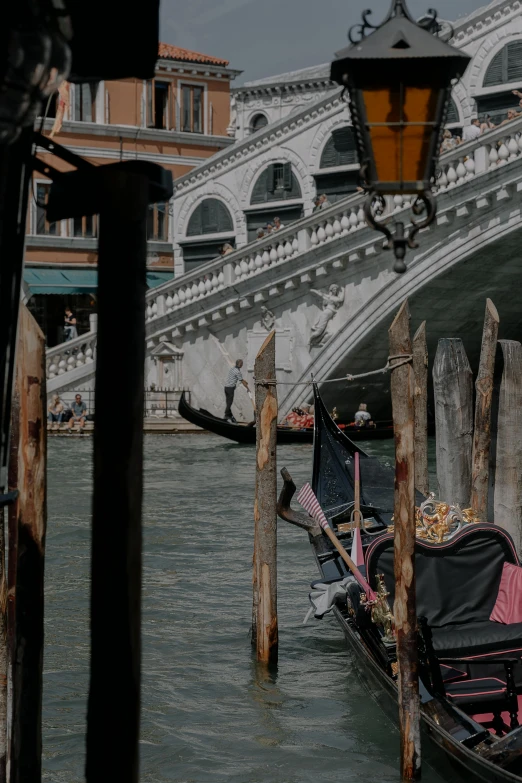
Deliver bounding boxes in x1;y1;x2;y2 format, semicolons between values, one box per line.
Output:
363;191;437;274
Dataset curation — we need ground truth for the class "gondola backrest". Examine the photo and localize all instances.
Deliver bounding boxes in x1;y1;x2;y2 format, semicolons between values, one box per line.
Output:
365;525;520;628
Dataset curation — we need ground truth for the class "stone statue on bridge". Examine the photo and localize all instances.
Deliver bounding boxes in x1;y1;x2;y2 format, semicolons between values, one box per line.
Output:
261;306;276;331
309;284;345;346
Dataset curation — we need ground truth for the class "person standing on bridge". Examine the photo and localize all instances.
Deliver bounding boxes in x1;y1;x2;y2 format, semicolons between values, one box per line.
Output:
224;359;250;423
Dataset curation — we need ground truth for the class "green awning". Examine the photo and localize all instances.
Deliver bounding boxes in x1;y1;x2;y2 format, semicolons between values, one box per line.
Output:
146;271;173;288
24;268;173;294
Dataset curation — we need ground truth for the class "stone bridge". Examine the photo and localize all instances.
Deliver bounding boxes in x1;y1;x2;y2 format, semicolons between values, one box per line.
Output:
45;117;522;421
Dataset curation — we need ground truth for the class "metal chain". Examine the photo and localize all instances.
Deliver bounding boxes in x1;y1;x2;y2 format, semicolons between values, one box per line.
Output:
254;354;413;387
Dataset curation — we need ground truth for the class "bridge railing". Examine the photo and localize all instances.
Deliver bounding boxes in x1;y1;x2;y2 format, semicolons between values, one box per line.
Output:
145;190;367;323
435;115;522;190
46;331;97;380
145;114;522;325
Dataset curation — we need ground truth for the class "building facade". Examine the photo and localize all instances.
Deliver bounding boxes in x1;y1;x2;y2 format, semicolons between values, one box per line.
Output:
27;44;240;345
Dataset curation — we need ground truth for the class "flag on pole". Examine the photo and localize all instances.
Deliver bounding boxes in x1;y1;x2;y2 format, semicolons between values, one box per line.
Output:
297;483;375;599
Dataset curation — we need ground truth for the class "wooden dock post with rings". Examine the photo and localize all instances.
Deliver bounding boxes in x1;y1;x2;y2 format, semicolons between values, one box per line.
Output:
470;299;499;518
7;303;47;783
252;331;278;665
389;300;421;782
413;322;429;497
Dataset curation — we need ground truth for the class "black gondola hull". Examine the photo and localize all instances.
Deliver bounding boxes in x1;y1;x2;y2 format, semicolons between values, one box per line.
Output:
178;391;394;445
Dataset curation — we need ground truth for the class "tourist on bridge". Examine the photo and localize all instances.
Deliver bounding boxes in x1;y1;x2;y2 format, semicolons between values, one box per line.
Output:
68;394;87;432
48;395;65;428
256;227;265;240
224;360;250;424
64;306;78;342
462;118;482;142
354;403;374;429
273;216;284;231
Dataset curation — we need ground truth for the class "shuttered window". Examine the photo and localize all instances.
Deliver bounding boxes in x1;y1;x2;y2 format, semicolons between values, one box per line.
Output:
446;98;459;124
186;199;234;236
320;128;358;169
251;164;301;204
484;42;522;87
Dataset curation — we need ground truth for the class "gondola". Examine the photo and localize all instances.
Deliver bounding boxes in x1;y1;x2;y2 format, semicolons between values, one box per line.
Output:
178;391;394;445
278;386;522;782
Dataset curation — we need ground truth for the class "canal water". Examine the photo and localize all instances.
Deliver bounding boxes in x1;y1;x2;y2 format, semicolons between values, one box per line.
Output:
44;435;443;783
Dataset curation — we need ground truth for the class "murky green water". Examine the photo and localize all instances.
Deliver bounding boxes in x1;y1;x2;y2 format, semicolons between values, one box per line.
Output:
43;434;443;783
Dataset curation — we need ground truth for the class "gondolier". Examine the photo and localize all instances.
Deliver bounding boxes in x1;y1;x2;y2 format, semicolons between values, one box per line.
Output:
224;359;250;423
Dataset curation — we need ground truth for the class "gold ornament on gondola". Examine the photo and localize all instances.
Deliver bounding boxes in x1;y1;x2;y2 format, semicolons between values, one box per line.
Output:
389;493;482;543
361;573;395;644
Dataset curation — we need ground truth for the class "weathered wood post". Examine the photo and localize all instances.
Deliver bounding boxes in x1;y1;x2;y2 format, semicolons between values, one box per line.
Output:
470;299;499;518
7;304;47;783
413;322;429;497
494;340;522;551
433;339;473;507
252;331;278;665
389;301;420;782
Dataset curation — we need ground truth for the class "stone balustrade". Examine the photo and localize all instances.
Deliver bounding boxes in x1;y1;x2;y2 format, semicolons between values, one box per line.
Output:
435;118;522;191
46;331;97;380
145;191;368;324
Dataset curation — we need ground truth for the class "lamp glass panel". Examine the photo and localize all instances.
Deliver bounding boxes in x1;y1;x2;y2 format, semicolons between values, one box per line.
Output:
363;84;440;189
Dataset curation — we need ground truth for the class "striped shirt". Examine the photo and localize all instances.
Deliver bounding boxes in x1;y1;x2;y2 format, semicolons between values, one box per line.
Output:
225;366;243;388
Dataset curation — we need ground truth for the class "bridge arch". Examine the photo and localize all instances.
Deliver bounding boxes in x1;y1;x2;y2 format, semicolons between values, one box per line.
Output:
280;209;522;418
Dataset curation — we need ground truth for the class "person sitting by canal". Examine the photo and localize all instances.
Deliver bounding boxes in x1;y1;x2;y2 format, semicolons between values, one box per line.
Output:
64;306;78;342
224;360;250;423
68;393;87;432
48;395;65;428
354;403;373;429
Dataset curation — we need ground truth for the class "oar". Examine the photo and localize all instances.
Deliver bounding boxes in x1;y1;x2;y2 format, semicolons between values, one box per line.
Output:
297;483;376;600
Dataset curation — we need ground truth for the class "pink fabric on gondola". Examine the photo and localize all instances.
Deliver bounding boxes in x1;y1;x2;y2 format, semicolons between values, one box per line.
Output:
490;562;522;624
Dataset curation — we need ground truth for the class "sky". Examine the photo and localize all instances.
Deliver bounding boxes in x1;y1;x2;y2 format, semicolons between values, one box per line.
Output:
160;0;494;84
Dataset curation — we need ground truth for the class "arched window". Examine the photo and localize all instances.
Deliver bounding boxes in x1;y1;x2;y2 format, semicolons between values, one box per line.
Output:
320;128;358;168
251;163;301;204
484;41;522;87
251;113;268;133
446;98;460;125
186;198;233;236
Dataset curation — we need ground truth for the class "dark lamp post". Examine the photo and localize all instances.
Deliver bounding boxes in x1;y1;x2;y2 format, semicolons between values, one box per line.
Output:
331;0;470;272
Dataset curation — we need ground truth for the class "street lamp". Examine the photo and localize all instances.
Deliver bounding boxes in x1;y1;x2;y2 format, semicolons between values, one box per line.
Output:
331;0;470;272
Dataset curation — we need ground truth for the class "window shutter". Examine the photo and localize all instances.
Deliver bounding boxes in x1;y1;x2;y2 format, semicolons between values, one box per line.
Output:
187;199;233;235
507;41;522;83
320;138;339;168
484;49;505;87
446;98;459;124
267;165;277;194
282;163;292;191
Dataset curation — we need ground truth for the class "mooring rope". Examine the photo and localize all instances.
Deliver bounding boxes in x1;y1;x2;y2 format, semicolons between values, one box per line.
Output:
254;354;413;387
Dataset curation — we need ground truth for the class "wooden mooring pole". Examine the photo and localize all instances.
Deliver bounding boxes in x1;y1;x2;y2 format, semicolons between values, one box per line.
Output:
494;340;522;550
413;322;429;497
470;299;499;518
433;339;473;507
7;304;47;783
389;301;420;782
252;331;278;665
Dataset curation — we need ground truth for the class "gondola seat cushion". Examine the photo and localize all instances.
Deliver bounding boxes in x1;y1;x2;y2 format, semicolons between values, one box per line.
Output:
490;562;522;625
366;525;522;658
